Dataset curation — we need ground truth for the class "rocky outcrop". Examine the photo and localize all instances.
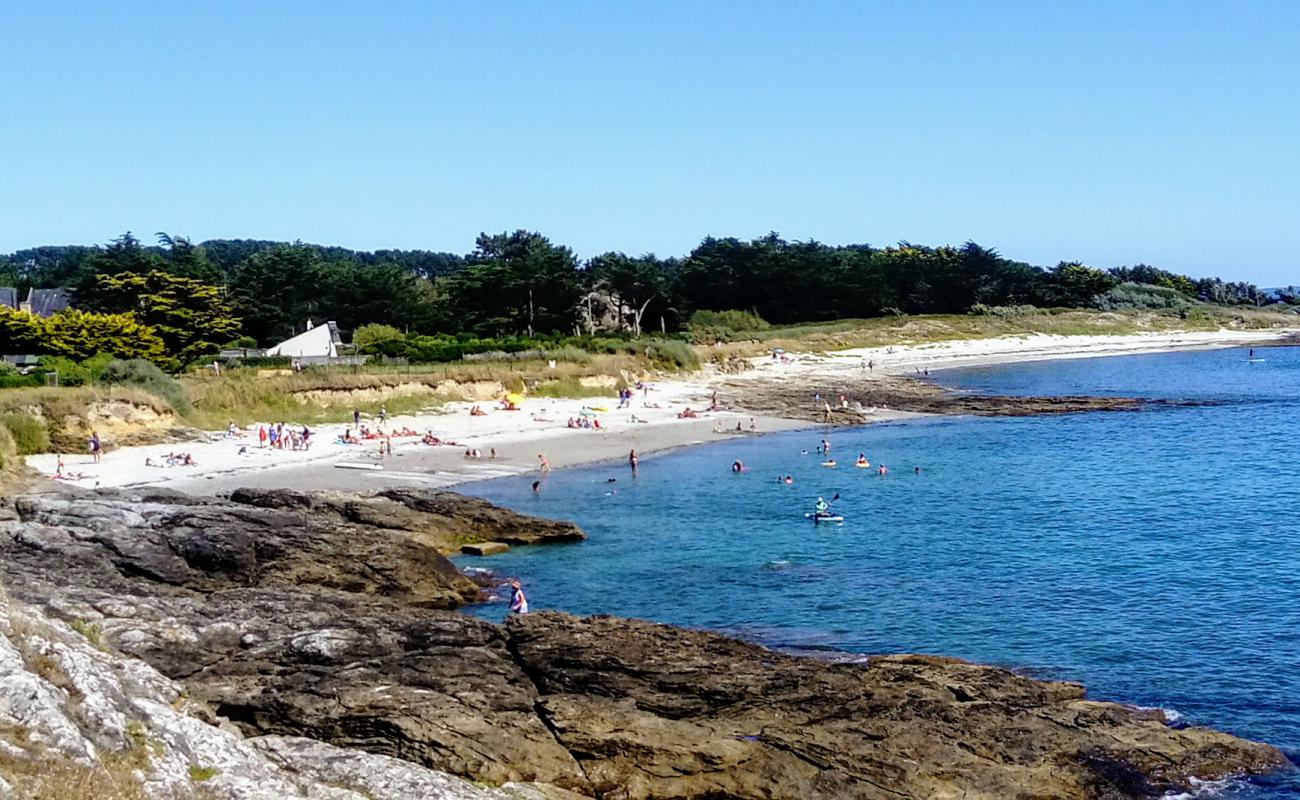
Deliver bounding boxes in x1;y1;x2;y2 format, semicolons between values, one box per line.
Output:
226;486;586;551
724;374;1170;425
8;490;480;608
0;580;562;800
509;613;1286;799
0;488;1288;800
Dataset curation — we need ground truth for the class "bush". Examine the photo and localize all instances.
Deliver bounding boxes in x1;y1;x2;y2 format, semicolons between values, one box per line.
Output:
353;324;406;354
226;336;259;349
1;412;50;455
688;309;770;332
36;356;91;387
643;338;699;370
99;359;189;412
80;352;116;381
1094;282;1193;311
969;304;1044;318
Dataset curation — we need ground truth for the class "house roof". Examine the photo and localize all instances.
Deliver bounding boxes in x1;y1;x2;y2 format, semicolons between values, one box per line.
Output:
0;288;16;310
24;288;71;318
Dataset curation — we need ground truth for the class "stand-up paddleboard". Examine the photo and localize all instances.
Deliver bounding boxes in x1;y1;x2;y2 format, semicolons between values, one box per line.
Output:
805;512;845;523
336;461;384;471
1246;358;1267;363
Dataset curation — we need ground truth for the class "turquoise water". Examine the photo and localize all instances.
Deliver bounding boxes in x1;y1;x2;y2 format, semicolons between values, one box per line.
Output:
459;346;1300;796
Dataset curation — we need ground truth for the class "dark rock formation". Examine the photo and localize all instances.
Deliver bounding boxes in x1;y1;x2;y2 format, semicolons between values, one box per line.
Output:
227;486;586;551
723;374;1184;425
509;613;1286;799
0;488;1287;799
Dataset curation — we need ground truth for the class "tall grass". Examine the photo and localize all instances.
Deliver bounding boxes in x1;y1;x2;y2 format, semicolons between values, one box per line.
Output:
0;413;50;455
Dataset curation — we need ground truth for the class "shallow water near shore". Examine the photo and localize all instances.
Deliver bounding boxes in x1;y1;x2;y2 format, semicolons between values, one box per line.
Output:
459;345;1300;796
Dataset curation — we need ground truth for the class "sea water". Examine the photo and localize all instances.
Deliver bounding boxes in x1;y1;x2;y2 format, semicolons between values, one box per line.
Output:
459;346;1300;796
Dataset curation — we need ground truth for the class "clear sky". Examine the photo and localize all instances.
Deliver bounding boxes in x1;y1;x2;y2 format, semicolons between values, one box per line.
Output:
2;1;1297;283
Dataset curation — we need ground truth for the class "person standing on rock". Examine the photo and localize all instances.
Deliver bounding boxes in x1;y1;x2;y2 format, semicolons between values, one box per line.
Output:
509;579;529;615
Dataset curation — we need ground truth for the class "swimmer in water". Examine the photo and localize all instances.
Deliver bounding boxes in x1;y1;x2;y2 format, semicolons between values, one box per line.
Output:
532;480;541;494
914;466;921;474
784;475;794;485
877;464;889;476
855;453;869;467
732;459;745;473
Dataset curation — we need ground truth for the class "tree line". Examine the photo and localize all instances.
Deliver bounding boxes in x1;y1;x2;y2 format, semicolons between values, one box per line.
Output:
0;230;1286;356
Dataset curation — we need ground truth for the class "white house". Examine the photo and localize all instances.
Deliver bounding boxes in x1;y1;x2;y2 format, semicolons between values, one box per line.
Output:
266;320;343;359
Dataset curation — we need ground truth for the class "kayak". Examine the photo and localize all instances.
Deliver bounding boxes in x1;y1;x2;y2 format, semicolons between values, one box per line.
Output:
805;512;845;523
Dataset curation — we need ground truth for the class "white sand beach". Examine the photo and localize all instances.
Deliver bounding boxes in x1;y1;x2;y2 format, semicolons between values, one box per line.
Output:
26;328;1295;494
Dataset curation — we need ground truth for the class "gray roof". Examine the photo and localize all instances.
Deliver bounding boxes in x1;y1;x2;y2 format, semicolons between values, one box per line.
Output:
24;288;71;318
0;288;16;310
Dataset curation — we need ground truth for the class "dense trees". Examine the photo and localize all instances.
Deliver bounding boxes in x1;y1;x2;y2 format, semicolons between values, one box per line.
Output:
79;271;240;363
0;229;1282;353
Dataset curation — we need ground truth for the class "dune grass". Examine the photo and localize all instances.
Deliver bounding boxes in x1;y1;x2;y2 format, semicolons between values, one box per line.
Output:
181;353;648;427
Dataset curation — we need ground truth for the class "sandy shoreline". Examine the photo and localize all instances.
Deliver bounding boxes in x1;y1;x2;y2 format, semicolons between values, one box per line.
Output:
26;328;1295;494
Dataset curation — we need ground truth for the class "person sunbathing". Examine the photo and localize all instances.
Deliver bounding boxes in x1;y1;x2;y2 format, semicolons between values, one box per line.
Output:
470;405;487;416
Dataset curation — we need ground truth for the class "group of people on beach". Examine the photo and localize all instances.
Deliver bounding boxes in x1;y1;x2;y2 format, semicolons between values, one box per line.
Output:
258;422;312;451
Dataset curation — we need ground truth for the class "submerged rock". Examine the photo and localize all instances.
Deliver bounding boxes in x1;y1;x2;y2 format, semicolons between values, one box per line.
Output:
0;487;1287;799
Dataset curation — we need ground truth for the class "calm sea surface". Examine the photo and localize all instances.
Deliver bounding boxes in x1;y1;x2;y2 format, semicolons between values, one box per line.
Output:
459;346;1300;797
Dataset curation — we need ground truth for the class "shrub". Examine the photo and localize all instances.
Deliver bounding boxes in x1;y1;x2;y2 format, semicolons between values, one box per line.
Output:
353;324;406;353
80;352;116;381
688;309;770;332
1094;282;1193;311
0;412;50;455
36;356;91;387
643;338;699;370
226;335;258;348
99;359;189;413
968;304;1044;318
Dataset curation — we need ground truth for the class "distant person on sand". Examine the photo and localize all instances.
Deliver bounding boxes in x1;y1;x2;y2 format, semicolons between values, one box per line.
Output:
379;405;387;424
538;454;551;473
509;580;529;615
89;431;101;463
353;409;361;427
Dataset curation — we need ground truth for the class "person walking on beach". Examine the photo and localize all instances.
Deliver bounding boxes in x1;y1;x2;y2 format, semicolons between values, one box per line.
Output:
538;453;551;473
509;579;529;615
258;425;268;448
353;408;361;427
379;405;387;425
89;431;102;463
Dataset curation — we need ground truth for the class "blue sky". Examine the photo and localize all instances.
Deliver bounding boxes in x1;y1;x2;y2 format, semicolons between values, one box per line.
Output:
2;1;1297;283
